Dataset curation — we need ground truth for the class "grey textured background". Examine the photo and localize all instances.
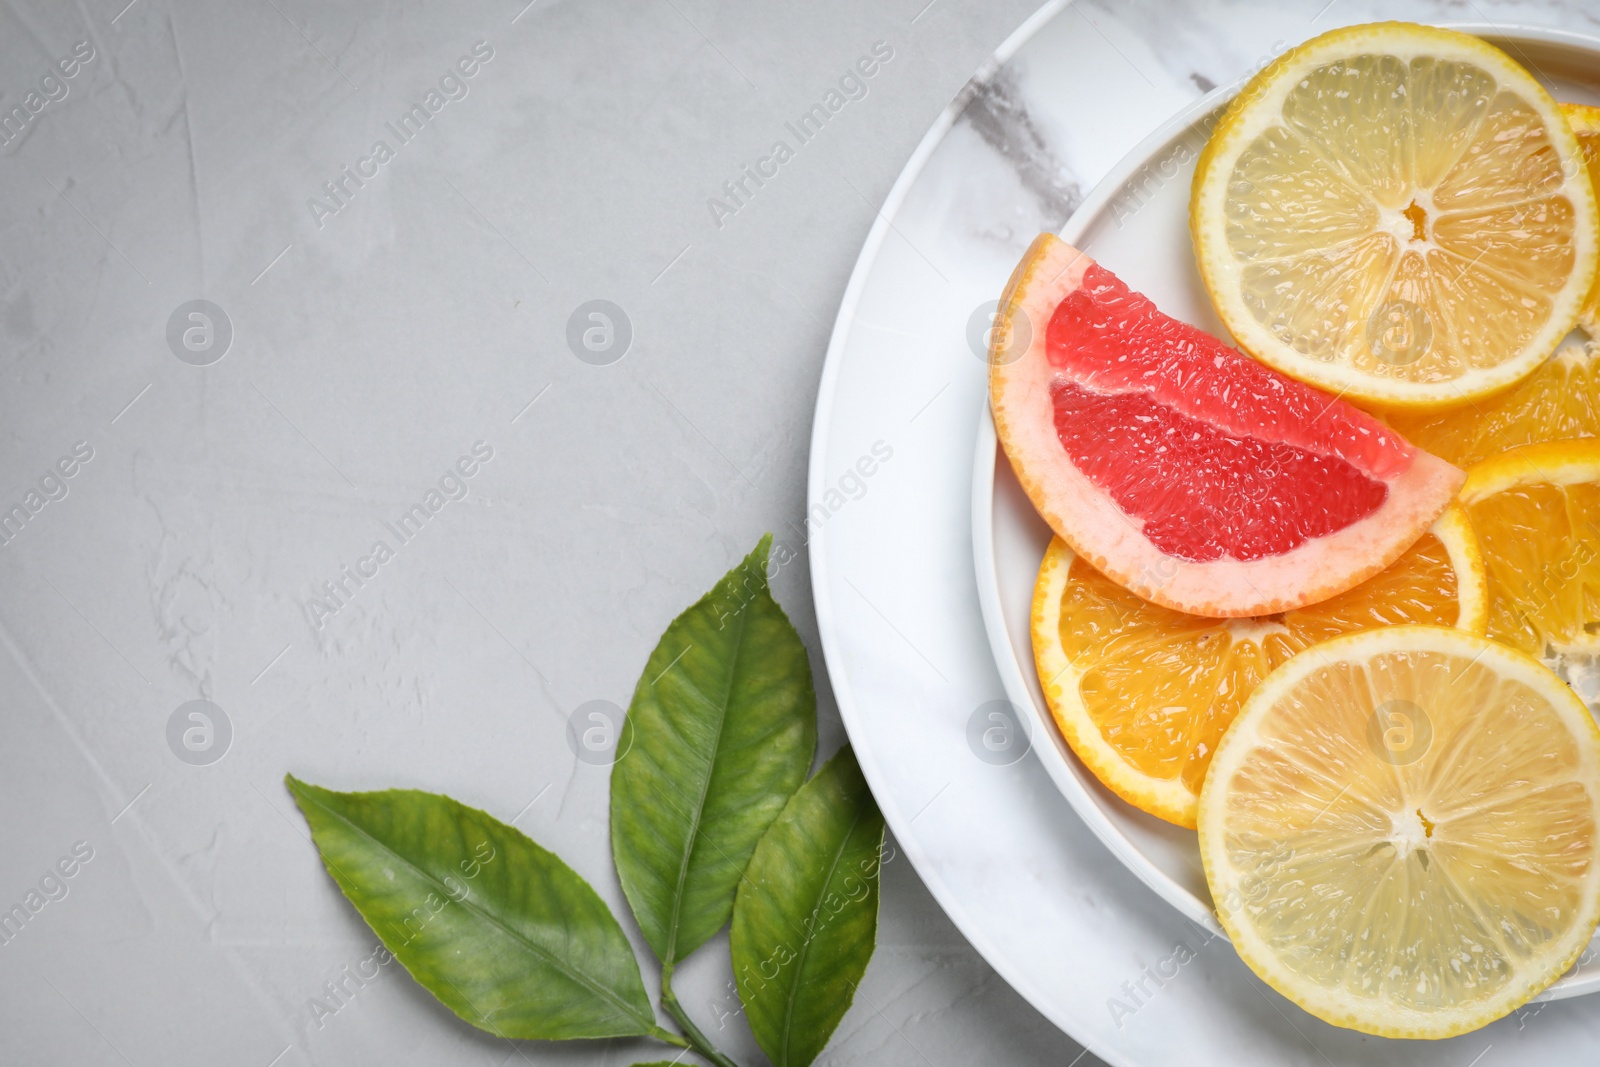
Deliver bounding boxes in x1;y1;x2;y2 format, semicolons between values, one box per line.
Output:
0;0;1102;1064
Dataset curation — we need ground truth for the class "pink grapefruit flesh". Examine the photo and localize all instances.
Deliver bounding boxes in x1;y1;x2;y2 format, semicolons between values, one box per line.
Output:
990;234;1464;617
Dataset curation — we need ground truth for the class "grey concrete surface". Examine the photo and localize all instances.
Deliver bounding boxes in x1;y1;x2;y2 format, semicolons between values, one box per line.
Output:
0;1;1101;1064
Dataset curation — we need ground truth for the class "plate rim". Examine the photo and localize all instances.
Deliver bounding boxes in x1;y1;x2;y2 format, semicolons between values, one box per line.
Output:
803;0;1111;1053
968;19;1600;1006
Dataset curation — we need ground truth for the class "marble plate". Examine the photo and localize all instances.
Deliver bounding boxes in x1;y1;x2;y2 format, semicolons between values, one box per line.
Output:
973;22;1600;1005
809;3;1600;1064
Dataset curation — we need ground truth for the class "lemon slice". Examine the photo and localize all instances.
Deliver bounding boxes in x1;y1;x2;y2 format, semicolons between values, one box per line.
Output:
1192;22;1598;409
1565;102;1600;333
1031;506;1484;827
1388;336;1600;467
1460;439;1600;654
1199;625;1600;1038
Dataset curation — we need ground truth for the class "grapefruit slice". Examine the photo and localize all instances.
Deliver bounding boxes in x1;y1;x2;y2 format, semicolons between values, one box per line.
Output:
989;234;1465;617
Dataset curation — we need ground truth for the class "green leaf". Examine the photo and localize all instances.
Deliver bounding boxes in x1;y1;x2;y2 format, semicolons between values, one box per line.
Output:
611;534;817;966
730;746;885;1067
285;775;659;1041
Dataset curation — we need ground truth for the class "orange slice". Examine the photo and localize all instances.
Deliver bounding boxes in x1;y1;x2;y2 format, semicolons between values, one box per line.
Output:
1387;336;1600;467
1460;439;1600;654
1031;506;1485;827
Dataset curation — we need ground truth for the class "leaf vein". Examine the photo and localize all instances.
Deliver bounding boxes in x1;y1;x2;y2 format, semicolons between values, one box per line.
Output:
779;806;866;1065
662;598;755;964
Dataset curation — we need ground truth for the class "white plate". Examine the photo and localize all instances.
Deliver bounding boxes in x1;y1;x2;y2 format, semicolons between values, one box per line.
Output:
972;20;1600;1004
808;4;1600;1064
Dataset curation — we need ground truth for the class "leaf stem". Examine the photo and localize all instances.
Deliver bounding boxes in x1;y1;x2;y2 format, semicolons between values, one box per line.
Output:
660;964;742;1067
649;1025;693;1049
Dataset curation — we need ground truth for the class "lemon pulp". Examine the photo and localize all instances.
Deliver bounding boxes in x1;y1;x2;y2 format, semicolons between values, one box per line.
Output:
1200;626;1600;1038
1193;24;1597;407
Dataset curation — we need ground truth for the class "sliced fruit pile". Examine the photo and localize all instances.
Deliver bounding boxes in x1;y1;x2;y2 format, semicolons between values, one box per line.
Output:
1032;507;1484;828
989;20;1600;1040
